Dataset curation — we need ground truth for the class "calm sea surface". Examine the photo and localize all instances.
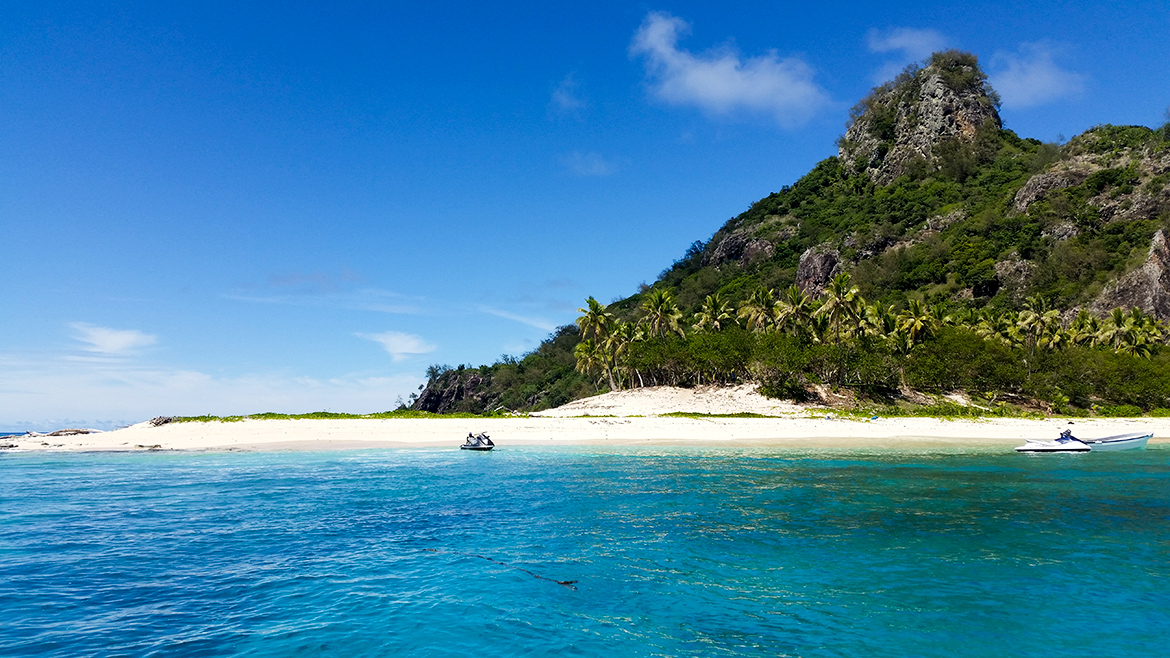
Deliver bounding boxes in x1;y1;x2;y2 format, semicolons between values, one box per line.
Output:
2;445;1168;657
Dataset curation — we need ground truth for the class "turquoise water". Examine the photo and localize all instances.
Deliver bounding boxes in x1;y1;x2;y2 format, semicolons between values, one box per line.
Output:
2;446;1168;657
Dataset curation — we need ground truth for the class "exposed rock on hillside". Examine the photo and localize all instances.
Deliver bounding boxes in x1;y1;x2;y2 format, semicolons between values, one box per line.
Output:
706;230;775;267
1012;170;1087;214
414;371;491;413
1092;229;1170;320
838;51;1001;185
796;245;841;295
994;253;1034;301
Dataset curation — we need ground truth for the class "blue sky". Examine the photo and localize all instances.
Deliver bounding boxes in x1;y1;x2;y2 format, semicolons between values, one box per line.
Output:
3;1;1168;428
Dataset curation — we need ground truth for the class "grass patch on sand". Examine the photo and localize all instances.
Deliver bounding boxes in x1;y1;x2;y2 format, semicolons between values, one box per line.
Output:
172;409;512;423
828;402;1046;420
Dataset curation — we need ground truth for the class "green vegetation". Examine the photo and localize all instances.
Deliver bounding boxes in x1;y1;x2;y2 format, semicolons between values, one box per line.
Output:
414;326;600;414
830;402;1044;420
414;54;1170;417
174;409;501;423
559;275;1170;413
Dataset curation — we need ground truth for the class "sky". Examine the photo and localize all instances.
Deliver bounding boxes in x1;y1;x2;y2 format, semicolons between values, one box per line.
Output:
3;1;1168;428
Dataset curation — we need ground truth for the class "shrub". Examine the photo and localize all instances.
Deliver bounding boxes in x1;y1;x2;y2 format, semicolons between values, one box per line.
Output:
1096;404;1143;417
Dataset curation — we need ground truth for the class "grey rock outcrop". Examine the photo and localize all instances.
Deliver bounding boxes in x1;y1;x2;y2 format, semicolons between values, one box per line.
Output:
993;253;1034;302
796;245;841;295
414;372;487;413
1091;229;1170;321
706;231;774;267
926;210;965;231
1012;170;1087;214
839;54;1001;186
1041;222;1079;242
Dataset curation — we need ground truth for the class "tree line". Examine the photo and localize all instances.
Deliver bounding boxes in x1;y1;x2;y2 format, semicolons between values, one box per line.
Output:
574;275;1170;412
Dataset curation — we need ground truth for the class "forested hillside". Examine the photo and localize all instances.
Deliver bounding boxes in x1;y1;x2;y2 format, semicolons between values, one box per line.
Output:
414;51;1170;415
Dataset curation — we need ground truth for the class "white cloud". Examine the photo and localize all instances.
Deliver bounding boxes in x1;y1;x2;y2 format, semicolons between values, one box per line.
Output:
551;73;586;112
866;27;948;83
629;11;829;126
70;323;157;355
479;306;557;331
358;331;437;362
990;43;1085;109
562;151;617;177
867;27;947;60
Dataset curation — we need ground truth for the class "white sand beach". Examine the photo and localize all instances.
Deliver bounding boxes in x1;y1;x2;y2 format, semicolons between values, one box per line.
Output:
5;385;1168;452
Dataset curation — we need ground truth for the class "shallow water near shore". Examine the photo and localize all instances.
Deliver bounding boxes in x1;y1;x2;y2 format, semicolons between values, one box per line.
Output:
3;445;1169;657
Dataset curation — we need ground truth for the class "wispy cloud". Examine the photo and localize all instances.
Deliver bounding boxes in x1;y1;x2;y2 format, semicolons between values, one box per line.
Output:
227;271;423;314
229;289;422;314
550;73;587;112
562;151;617;177
629;11;829;127
265;268;364;294
866;27;948;83
479;306;557;331
990;43;1085;109
69;323;157;355
357;331;437;362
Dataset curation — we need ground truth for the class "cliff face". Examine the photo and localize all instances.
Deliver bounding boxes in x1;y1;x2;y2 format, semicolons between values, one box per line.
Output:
838;51;1002;185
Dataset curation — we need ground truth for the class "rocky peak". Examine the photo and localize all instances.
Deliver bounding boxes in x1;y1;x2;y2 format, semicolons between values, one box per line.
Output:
838;50;1002;185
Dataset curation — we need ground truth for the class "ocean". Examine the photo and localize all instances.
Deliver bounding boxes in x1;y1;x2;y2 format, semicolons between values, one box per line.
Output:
2;445;1168;657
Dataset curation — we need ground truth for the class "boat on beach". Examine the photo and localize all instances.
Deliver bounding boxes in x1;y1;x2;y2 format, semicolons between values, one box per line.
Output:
1016;429;1152;453
461;432;494;451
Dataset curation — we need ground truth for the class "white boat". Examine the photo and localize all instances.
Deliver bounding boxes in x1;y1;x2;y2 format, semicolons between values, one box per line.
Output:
1078;431;1153;451
1016;429;1152;453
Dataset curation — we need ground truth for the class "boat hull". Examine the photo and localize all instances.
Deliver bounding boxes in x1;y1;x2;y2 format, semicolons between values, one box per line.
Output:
460;444;493;451
1016;432;1152;452
1015;441;1089;453
1081;432;1151;451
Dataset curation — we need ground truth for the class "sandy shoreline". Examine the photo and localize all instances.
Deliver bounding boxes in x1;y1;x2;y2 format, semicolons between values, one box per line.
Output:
4;385;1167;453
4;415;1168;453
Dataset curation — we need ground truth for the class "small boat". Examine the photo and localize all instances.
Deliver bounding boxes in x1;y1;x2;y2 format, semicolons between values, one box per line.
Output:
1016;429;1152;453
461;432;494;451
1078;431;1153;451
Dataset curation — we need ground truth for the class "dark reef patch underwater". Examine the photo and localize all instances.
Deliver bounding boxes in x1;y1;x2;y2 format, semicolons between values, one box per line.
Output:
2;446;1169;657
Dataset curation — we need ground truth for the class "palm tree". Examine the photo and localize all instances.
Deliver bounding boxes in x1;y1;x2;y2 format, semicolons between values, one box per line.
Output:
976;310;1020;347
929;302;949;327
576;296;613;344
640;288;684;338
693;293;733;333
738;287;776;333
898;298;937;346
1129;308;1164;346
1017;295;1061;357
573;339;603;383
861;301;898;338
775;284;814;337
1100;307;1164;358
943;306;976;328
608;320;636;386
1068;310;1101;347
807;313;831;344
815;273;862;345
1097;308;1132;351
